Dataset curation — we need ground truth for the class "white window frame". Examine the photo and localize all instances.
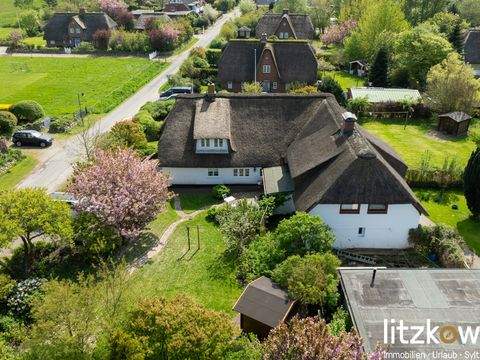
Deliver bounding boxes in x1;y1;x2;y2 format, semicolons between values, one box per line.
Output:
201;139;210;147
272;81;278;90
208;168;219;177
358;227;366;237
76;28;81;34
227;81;233;90
283;32;289;39
69;27;75;34
263;64;271;74
233;169;238;176
233;168;250;177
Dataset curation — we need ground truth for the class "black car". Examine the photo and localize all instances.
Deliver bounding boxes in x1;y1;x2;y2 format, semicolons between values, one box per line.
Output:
159;86;193;100
12;130;53;148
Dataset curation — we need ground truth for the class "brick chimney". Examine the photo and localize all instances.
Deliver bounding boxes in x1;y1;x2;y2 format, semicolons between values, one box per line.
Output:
79;7;86;19
205;83;216;102
282;9;289;15
342;111;357;135
260;33;268;44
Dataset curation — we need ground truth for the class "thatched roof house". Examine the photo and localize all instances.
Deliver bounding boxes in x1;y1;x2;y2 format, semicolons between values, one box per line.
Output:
255;9;315;39
158;93;426;249
217;39;317;93
134;13;171;30
44;10;116;47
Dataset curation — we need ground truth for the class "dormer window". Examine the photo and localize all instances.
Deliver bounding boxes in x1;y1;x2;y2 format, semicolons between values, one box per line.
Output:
263;65;271;74
201;139;210;147
196;138;229;154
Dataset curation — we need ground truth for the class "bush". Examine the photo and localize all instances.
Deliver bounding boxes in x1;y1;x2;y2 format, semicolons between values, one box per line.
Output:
214;0;236;12
140;100;175;121
327;307;351;336
149;26;180;52
219;20;237;39
0;275;16;313
274;212;335;256
0;111;17;136
72;41;95;52
239;0;256;14
10;101;44;124
318;76;346;106
48;116;75;133
206;48;222;67
100;120;149;154
237;233;285;282
109;30;151;53
133;110;163;141
7;278;45;320
212;184;231;200
92;29;111;50
209;36;227;49
346;97;370;116
0;148;24;168
22;118;44;131
409;224;470;268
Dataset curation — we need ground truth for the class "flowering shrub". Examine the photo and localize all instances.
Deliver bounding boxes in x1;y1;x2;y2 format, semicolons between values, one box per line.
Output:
68;148;172;239
98;0;127;17
109;30;150;52
321;20;357;45
8;29;23;48
149;26;180;52
6;278;45;319
92;29;111;50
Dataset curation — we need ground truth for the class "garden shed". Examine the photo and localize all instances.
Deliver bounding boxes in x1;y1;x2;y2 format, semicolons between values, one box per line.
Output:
437;112;472;136
233;276;297;339
349;60;368;77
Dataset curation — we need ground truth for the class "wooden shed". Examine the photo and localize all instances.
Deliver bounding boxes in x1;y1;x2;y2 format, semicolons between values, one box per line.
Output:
233;276;297;339
437;112;472;136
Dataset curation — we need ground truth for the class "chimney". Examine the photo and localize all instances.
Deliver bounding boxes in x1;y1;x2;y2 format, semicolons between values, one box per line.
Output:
79;7;86;16
282;8;289;15
342;111;357;135
260;33;267;44
205;83;216;102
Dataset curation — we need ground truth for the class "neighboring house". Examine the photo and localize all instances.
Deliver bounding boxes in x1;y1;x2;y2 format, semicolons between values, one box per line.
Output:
255;9;315;40
339;268;480;354
158;92;426;249
218;37;318;93
348;87;422;104
256;0;276;5
437;112;472;137
349;60;368;77
233;276;298;339
163;0;202;13
134;13;171;30
44;9;117;47
464;29;480;77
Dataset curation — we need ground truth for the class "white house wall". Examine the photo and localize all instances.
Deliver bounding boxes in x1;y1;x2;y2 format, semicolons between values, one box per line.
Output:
160;167;262;185
309;203;420;249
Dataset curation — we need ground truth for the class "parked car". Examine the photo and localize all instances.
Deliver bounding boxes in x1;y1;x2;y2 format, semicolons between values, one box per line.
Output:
12;130;53;148
159;86;193;100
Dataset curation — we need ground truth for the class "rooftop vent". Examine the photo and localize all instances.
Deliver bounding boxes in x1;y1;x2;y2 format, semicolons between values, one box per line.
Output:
342;111;357;135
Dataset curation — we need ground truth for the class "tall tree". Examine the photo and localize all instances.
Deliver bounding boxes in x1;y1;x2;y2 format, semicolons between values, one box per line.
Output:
369;47;389;87
273;0;309;13
464;147;480;220
0;189;72;271
448;23;463;53
457;0;480;27
425;52;480;113
344;0;409;61
309;0;334;33
402;0;449;25
68;148;171;239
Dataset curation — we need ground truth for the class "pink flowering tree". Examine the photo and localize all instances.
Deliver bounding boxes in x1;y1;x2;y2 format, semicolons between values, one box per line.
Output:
68;148;172;240
321;20;357;46
149;25;180;52
264;316;385;360
98;0;127;16
9;29;23;48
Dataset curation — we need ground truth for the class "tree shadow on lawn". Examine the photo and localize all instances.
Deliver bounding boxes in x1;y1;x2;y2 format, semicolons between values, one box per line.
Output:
118;232;159;265
457;218;480;256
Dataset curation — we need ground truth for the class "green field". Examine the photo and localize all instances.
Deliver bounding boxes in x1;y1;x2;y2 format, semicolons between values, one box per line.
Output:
0;0;43;27
415;189;480;255
127;212;242;315
0;155;37;190
322;70;365;90
360;118;480;168
0;26;14;41
0;57;168;116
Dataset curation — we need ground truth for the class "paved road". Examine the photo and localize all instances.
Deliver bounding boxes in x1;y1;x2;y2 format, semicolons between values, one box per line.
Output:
17;10;238;192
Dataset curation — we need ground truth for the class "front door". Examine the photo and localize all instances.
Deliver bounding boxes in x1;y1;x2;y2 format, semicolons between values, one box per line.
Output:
262;81;271;92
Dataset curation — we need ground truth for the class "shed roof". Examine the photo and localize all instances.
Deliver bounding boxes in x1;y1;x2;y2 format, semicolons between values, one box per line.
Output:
339;268;480;354
233;276;295;328
349;87;422;103
263;166;295;194
439;111;472;123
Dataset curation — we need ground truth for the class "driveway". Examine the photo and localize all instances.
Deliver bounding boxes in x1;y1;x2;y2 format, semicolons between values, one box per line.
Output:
17;10;238;192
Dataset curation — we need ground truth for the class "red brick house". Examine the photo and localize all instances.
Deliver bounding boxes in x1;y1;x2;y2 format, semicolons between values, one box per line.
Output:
218;37;318;93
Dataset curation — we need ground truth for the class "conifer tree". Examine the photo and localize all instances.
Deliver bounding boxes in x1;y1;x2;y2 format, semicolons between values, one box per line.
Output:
369;47;389;87
464;147;480;219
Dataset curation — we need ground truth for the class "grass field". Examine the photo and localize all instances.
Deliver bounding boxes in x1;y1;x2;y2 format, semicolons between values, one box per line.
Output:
0;155;37;190
0;26;14;41
0;0;43;27
360;117;480;168
414;189;480;255
179;193;219;213
128;212;242;315
0;57;168;116
322;70;365;90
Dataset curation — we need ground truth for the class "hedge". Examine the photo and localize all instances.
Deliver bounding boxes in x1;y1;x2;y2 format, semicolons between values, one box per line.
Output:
49;116;75;133
0;111;18;136
10;101;45;124
206;48;222;67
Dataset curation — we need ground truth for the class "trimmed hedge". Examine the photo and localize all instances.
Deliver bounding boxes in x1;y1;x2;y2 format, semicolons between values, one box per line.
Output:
10;101;44;124
134;110;164;141
206;48;222;67
0;111;17;136
49;116;75;133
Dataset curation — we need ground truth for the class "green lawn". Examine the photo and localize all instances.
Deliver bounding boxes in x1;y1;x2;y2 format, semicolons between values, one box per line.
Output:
360;117;480;168
0;57;168;116
0;0;43;27
415;188;480;255
148;200;180;235
322;70;365;91
179;193;220;213
0;26;14;41
0;155;37;190
127;212;242;315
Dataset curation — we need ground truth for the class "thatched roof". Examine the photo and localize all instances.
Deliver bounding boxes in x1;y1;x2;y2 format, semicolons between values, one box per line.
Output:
44;12;117;42
218;40;317;84
233;276;295;328
158;93;425;212
134;13;171;30
193;98;233;146
465;29;480;64
256;12;315;39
